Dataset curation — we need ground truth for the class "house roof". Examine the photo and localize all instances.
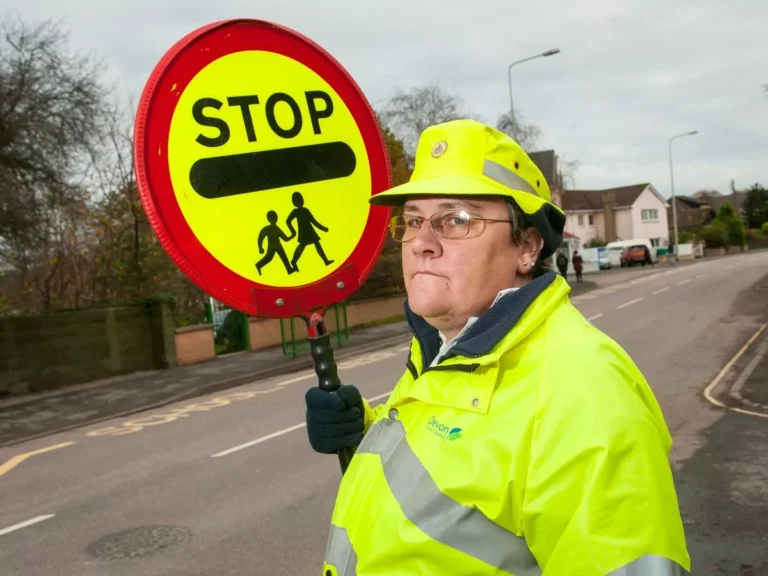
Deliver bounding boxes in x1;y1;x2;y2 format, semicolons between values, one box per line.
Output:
529;150;557;189
560;183;650;211
675;195;705;209
711;191;746;213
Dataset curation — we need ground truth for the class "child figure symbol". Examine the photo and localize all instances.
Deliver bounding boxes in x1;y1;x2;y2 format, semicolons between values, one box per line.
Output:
255;191;333;277
285;191;334;273
255;210;294;276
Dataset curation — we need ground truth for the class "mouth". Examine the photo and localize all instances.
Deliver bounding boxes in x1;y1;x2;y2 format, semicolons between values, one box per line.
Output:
413;271;443;278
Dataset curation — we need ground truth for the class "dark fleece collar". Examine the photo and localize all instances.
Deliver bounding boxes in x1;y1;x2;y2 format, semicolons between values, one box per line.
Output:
404;271;557;368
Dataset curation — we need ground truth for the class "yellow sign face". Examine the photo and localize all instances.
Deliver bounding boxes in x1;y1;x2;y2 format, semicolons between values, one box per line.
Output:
167;50;371;288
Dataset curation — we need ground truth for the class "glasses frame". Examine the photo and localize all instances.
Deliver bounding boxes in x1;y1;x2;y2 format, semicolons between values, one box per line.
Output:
389;210;513;243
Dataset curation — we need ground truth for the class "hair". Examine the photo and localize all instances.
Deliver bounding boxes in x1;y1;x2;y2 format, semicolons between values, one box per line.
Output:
505;199;551;278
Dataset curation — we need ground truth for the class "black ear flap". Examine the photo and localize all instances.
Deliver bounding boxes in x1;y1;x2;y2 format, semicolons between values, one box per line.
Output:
527;204;566;260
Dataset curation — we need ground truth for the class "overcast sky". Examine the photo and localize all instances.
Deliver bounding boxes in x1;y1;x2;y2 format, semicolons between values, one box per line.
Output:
6;0;766;198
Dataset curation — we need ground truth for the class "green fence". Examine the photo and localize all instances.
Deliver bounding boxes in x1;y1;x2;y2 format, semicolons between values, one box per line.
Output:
280;302;349;357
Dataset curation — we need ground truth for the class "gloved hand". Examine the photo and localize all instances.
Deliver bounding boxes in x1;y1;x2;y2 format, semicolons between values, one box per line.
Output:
305;385;365;454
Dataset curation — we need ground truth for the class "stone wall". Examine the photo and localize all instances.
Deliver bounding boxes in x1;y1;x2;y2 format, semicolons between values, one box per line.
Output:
0;302;175;396
1;294;408;395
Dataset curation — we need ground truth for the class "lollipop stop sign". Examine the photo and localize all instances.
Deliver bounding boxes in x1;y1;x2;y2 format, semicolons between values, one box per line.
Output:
134;19;392;473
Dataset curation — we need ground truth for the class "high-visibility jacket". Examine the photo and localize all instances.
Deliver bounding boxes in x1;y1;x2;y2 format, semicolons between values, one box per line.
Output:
322;271;690;575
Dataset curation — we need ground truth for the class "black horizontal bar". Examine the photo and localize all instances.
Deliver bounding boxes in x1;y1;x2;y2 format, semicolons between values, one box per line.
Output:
188;141;357;199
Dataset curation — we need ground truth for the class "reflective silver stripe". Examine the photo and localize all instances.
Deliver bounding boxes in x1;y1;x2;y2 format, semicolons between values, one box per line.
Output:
607;554;689;575
483;159;539;197
325;524;357;576
357;418;541;575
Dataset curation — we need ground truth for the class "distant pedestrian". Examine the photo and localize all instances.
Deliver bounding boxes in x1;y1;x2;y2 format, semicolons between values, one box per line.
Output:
644;246;655;266
572;250;584;283
556;250;568;278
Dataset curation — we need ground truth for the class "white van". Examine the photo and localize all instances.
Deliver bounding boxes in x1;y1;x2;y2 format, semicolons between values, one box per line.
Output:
606;239;657;266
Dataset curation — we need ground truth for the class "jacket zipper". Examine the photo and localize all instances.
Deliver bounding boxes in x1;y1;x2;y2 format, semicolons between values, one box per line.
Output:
405;356;419;380
425;363;480;374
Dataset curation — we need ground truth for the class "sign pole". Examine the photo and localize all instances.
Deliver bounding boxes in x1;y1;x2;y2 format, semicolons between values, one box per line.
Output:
307;311;355;473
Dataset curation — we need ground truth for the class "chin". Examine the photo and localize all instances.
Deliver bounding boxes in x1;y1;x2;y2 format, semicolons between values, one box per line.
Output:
406;279;451;319
408;299;450;320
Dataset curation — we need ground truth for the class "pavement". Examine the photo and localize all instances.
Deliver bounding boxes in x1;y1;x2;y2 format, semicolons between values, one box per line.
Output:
1;250;767;575
0;278;597;448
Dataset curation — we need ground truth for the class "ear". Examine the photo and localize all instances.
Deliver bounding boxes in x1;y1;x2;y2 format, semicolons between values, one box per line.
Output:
515;227;544;275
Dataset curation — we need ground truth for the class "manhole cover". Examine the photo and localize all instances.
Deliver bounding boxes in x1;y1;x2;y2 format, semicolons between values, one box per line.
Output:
87;525;191;561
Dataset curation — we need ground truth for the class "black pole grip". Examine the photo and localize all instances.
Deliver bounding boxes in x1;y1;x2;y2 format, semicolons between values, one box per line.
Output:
308;330;355;474
310;332;341;392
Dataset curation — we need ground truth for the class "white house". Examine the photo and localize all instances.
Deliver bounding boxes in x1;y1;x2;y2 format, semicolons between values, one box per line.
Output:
560;183;670;249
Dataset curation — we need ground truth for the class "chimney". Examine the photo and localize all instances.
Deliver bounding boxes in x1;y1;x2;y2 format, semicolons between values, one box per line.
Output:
602;191;617;242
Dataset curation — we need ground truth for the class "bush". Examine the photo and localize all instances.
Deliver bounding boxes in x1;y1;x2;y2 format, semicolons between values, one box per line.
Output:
350;239;405;301
677;229;697;243
762;222;768;237
585;237;607;248
715;202;745;247
725;217;745;246
701;219;729;248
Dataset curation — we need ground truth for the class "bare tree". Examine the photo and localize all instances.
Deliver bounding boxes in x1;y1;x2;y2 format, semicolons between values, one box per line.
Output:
495;110;543;151
379;84;471;156
558;155;581;190
0;16;110;263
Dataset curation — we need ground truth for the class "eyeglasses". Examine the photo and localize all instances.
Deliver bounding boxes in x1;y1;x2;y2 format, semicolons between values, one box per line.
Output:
389;210;513;243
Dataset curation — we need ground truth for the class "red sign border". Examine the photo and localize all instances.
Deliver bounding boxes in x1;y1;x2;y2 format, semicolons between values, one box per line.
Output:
134;19;392;318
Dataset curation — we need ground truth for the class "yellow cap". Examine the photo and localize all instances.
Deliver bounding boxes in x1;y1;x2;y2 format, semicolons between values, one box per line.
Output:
370;119;566;259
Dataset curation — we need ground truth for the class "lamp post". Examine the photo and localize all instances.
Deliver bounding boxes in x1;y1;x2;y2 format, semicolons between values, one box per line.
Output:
669;130;699;260
507;48;560;129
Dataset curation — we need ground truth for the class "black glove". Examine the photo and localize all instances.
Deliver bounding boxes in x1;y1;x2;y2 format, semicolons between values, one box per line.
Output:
305;385;365;454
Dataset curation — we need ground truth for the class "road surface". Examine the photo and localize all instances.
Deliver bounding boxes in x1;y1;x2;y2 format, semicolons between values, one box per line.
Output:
1;251;767;575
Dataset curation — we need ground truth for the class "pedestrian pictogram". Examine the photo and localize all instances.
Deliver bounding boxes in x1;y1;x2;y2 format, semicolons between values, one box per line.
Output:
134;19;391;317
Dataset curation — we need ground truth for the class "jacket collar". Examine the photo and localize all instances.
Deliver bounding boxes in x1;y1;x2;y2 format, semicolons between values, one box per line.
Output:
404;271;563;370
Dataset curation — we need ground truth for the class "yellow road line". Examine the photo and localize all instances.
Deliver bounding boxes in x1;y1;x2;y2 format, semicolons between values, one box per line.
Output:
703;324;768;419
0;442;75;477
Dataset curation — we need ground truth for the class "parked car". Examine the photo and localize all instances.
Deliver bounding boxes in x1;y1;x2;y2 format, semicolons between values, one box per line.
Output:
620;245;649;267
606;239;659;265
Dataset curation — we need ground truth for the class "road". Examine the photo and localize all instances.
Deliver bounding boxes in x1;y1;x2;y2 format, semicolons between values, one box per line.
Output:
1;251;767;575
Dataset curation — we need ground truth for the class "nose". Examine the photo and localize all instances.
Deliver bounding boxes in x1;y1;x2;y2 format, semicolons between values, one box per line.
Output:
409;219;442;258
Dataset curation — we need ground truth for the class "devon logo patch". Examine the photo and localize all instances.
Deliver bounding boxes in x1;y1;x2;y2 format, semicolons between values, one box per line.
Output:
426;416;463;441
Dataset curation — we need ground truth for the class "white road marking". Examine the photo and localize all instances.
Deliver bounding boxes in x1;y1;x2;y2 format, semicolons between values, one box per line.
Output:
653;287;671;295
616;298;643;310
276;373;314;387
211;391;392;458
696;274;708;279
678;278;692;285
0;515;55;537
587;313;604;321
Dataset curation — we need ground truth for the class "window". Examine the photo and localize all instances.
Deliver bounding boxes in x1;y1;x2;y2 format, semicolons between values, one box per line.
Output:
641;209;658;222
578;215;584;226
651;238;660;247
588;215;594;225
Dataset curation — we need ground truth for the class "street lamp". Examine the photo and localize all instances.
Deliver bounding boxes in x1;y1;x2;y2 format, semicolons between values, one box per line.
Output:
507;48;560;127
669;130;699;259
